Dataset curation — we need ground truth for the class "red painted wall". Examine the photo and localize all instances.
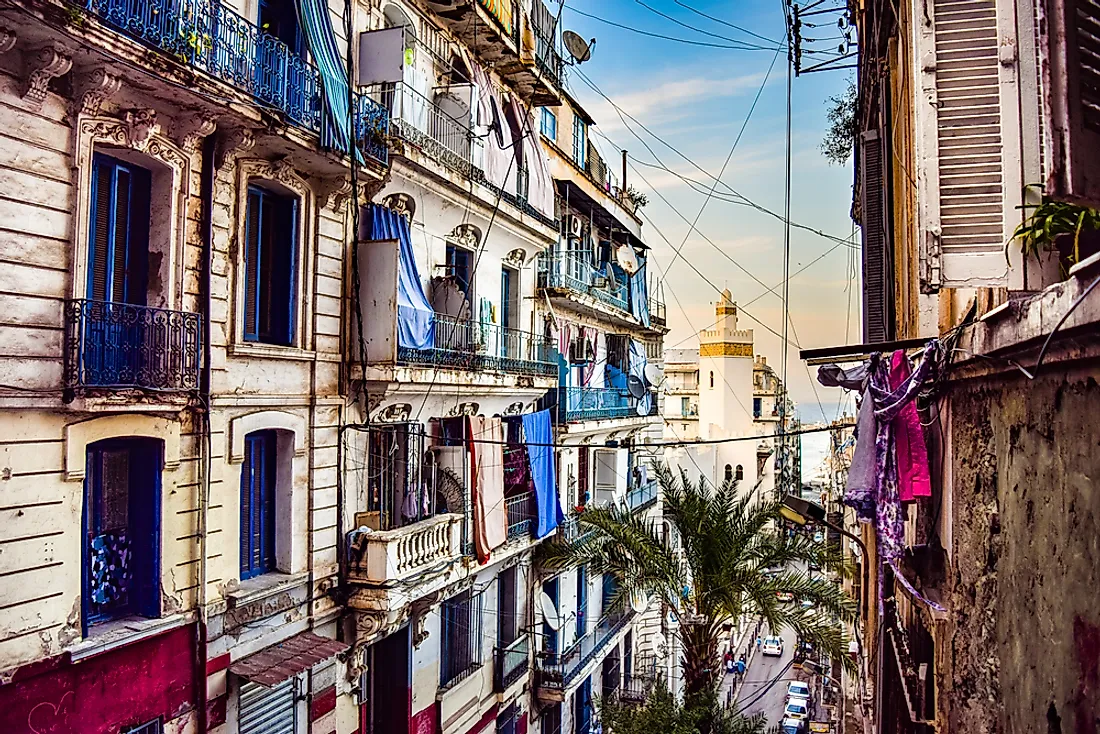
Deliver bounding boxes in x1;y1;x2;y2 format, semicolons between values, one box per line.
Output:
0;624;197;734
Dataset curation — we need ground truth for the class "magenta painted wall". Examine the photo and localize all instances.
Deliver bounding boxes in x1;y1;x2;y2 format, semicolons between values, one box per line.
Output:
0;624;197;734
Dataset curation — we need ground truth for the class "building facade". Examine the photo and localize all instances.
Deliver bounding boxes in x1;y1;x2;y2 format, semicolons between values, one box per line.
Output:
831;0;1100;732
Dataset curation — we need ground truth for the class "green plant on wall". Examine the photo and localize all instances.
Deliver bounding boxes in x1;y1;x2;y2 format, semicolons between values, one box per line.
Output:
1012;184;1100;271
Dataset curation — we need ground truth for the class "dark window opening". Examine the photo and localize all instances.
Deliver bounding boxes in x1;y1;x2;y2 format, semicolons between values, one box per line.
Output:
244;185;298;346
445;243;473;295
240;430;277;580
497;566;518;647
88;153;151;305
441;589;483;687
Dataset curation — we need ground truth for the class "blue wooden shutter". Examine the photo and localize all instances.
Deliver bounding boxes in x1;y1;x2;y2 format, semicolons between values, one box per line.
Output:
575;565;587;639
88;155;151;304
244;188;263;341
241;431;276;579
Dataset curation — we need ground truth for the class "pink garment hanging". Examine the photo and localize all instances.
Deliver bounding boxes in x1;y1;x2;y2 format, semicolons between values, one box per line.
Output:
469;416;507;563
888;350;931;501
558;322;572;357
582;328;598;386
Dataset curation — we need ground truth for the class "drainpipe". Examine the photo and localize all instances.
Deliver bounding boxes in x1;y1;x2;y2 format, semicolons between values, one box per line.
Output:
194;131;217;734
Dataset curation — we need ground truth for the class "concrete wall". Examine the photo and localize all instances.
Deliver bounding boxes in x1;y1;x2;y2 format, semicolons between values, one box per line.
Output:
942;365;1100;733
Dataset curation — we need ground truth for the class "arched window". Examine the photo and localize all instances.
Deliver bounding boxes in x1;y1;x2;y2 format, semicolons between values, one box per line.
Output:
709;371;714;389
724;464;733;483
736;464;744;481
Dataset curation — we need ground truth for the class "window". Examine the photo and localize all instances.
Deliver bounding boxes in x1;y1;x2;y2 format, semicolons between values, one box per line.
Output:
709;371;714;389
243;185;298;345
541;577;560;655
601;572;619;616
240;430;277;580
575;564;588;639
497;704;520;734
724;464;733;483
123;718;162;734
540;107;558;141
497;566;518;647
540;704;562;734
573;116;587;168
573;676;593;734
681;397;690;417
441;589;483;687
445;242;473;295
239;679;296;734
88;153;151;305
736;465;744;481
753;397;762;418
577;446;590;507
83;438;162;630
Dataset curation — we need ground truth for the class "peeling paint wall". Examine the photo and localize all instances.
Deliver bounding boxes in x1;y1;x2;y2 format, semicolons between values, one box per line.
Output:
944;366;1100;733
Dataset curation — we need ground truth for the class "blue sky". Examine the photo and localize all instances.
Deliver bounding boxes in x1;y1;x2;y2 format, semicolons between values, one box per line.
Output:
558;0;860;422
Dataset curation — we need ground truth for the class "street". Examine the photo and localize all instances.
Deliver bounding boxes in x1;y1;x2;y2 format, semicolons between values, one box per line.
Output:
734;626;802;729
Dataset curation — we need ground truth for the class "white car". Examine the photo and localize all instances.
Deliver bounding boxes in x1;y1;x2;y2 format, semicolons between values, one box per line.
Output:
761;636;784;656
786;681;811;703
784;698;810;720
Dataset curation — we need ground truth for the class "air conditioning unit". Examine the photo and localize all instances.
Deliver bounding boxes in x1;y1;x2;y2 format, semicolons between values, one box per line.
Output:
567;215;583;239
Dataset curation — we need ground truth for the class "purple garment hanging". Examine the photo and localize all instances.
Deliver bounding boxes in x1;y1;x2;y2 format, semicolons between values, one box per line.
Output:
889;350;932;501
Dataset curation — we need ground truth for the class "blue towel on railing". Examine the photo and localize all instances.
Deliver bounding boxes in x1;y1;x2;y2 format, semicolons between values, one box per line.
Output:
523;410;562;538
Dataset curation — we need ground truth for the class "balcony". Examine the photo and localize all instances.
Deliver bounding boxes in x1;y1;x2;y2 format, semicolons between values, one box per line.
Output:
397;313;556;377
382;82;478;176
537;612;632;690
495;634;531;692
84;0;389;165
558;386;657;423
539;254;629;313
348;513;464;585
63;299;201;397
506;491;535;539
623;479;658;513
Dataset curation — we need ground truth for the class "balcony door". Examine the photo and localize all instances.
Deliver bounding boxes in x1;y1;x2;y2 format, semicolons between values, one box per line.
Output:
84;153;151;386
500;266;519;359
256;0;305;115
360;626;410;734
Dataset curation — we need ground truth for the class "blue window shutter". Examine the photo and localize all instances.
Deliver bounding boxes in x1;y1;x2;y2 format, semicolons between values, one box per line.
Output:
245;186;297;346
576;565;587;639
87;154;151;305
244;188;263;341
283;198;299;346
241;431;276;579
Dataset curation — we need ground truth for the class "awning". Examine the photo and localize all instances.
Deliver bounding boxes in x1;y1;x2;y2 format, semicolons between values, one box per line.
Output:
230;632;349;688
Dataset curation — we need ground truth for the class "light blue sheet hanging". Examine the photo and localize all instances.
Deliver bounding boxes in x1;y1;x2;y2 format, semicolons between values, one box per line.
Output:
629;339;652;414
522;410;562;538
295;0;358;159
630;262;651;327
367;205;434;350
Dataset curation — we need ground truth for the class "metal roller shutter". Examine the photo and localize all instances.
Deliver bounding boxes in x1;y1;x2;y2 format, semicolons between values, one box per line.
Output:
239;679;296;734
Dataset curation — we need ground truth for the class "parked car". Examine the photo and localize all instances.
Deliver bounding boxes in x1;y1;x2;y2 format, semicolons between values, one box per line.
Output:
762;636;784;656
784;698;810;720
780;718;806;734
786;681;812;703
776;591;795;602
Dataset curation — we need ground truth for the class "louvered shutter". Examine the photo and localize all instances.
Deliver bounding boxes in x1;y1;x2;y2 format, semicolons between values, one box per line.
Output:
111;168;131;303
860;130;894;342
239;679;295;734
915;0;1024;289
1046;0;1100;207
243;189;262;340
89;160;114;302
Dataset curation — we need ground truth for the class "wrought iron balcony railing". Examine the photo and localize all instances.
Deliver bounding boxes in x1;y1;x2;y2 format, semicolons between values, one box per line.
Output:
538;254;629;313
532;19;564;89
63;299;202;394
560;386;655;422
537;612;632;688
378;82;477;172
397;312;556;377
84;0;389;164
495;634;531;691
506;491;535;539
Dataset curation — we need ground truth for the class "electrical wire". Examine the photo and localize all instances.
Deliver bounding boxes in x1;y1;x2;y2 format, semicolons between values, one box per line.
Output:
672;0;783;46
1033;272;1100;371
631;0;786;51
562;3;783;51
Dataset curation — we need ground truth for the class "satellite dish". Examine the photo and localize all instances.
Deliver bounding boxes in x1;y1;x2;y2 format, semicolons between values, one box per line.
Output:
644;363;664;387
627;375;646;399
562;31;595;64
539;592;563;631
616;244;640;275
488;95;505;149
630;590;650;614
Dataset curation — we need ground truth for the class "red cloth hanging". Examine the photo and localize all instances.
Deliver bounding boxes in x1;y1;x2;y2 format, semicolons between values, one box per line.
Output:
889;350;931;501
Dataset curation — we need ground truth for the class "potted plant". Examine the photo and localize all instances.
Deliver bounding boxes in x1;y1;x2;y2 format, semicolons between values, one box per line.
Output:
1012;185;1100;280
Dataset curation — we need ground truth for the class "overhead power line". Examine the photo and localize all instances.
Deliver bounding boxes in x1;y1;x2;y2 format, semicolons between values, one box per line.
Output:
672;0;783;46
631;0;785;50
562;3;782;51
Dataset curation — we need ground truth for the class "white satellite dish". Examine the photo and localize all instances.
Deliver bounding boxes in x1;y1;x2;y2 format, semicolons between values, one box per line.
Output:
630;590;650;614
539;592;563;631
562;31;595;64
616;244;640;275
643;363;664;387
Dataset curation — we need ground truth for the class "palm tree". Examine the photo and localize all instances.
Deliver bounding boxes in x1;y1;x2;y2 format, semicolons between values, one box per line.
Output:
539;465;855;729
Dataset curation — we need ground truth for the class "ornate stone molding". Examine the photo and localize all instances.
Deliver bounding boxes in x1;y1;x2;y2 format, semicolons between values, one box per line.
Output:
216;126;256;168
76;117;187;171
123;108;159;151
174;113;217;153
252;157;301;189
504;247;526;268
23;44;72;107
316;176;353;211
69;67;122;120
0;27;17;54
448;223;482;250
381;192;415;219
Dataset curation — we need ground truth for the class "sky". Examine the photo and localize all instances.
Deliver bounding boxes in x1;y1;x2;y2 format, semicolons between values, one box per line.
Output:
557;0;861;424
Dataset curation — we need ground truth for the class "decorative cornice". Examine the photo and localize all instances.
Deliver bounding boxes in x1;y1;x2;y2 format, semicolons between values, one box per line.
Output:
316;175;353;211
69;67;122;120
123;108;159;151
0;27;17;53
174;113;217;153
381;192;415;220
699;342;754;358
78;117;188;171
23;44;71;107
216;126;256;168
504;247;526;268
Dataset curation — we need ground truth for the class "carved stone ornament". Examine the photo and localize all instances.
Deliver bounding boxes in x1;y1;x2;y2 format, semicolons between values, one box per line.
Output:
409;592;441;649
78;118;187;172
375;403;412;423
504;247;527;268
70;67;122;119
174;113;217;152
23;44;72;106
317;176;353;211
446;402;479;417
123;108;160;151
0;27;17;54
216;127;256;168
354;609;388;640
449;223;482;250
502;401;525;416
381;192;415;220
